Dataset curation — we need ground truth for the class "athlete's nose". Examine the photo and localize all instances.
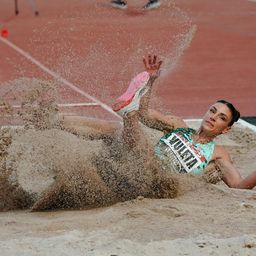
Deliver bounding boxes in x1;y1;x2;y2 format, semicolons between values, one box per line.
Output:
210;114;216;122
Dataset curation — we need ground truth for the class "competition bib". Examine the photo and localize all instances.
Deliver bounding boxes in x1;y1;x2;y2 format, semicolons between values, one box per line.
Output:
160;132;206;173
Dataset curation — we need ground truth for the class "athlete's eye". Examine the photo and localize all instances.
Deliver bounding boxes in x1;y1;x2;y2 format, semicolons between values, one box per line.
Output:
209;108;215;113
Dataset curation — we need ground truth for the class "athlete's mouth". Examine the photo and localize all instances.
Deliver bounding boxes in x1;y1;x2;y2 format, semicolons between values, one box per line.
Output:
205;120;214;128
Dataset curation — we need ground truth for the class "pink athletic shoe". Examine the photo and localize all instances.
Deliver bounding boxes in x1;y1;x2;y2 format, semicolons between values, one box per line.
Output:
113;71;150;116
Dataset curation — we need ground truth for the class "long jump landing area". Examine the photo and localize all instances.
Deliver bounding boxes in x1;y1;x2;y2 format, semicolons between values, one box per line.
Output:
0;0;256;124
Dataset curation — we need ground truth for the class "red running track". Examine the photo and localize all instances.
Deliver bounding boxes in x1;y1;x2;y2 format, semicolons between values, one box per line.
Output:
0;0;256;123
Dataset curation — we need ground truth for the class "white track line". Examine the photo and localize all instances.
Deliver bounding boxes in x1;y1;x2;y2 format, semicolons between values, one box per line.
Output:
58;103;98;107
1;125;24;129
237;119;256;132
0;37;121;119
0;102;99;109
2;119;255;132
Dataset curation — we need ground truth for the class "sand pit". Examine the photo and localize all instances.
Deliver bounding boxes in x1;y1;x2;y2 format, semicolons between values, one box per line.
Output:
0;108;256;255
0;78;255;254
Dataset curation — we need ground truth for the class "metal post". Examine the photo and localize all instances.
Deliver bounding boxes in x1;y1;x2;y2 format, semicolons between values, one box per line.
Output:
28;0;39;16
14;0;39;16
15;0;19;15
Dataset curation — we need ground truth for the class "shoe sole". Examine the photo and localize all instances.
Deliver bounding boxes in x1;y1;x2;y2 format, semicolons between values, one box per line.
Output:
114;71;150;116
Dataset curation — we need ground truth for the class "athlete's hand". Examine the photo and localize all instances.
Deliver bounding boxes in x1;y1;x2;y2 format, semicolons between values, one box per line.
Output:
143;54;163;79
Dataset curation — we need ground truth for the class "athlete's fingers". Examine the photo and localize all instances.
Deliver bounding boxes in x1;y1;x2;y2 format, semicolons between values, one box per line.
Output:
157;60;163;70
148;54;152;65
153;55;157;65
143;57;150;70
143;57;147;68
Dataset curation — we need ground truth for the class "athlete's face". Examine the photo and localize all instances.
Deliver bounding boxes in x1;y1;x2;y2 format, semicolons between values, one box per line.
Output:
201;102;233;136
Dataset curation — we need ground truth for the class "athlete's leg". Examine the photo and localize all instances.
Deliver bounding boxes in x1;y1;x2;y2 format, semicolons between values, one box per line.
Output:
121;111;145;148
61;115;121;140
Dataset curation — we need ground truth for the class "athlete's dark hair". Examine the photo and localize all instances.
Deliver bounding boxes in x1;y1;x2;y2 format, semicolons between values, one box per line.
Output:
216;99;240;126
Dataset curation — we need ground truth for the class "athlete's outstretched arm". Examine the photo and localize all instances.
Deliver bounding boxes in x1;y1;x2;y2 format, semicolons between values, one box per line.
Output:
236;171;256;189
139;55;187;133
219;159;256;189
214;146;256;189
